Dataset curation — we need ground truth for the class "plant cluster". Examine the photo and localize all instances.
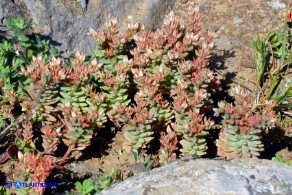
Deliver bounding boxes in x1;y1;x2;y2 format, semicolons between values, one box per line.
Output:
214;86;279;159
252;11;291;135
0;5;291;194
128;149;154;175
67;168;123;195
249;9;292;163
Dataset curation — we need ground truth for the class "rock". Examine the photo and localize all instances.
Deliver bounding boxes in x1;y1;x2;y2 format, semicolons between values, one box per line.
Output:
214;36;233;51
0;0;175;55
102;159;292;195
233;17;243;25
268;0;286;10
0;1;23;19
69;162;101;177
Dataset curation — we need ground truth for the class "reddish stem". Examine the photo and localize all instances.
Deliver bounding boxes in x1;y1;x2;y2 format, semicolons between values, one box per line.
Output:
58;146;74;165
0;152;9;164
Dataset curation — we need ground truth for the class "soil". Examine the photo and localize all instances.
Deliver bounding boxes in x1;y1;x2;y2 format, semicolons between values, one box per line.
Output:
0;0;291;194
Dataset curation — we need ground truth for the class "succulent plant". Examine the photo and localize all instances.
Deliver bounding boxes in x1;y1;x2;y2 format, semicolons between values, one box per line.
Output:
216;124;264;160
158;125;178;165
173;109;213;156
41;125;61;154
13;152;55;195
61;103;97;152
214;86;278;159
97;57;131;126
123;96;157;149
88;17;143;127
20;83;60;124
19;56;66;124
59;85;90;115
170;61;217;157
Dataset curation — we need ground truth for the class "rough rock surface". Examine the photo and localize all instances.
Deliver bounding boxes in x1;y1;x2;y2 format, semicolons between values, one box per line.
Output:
102;159;292;195
0;1;23;19
0;0;175;55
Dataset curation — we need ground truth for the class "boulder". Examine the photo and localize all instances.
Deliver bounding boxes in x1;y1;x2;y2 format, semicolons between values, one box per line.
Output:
1;0;175;55
102;158;292;195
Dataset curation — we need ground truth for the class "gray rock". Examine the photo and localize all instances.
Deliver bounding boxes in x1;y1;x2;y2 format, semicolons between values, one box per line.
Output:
233;17;243;25
214;36;233;51
102;159;292;195
0;1;23;20
268;0;286;10
1;0;175;55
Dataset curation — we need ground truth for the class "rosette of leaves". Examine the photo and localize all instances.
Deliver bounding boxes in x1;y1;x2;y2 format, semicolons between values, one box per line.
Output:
214;86;278;160
158;125;178;165
88;16;142;60
124;85;172;151
175;109;213;156
170;83;213;156
88;17;142;126
58;52;107;128
216;124;264;160
62;107;96;152
169;58;219;158
20;83;60;124
59;85;90;115
123;96;157;149
124;70;173;149
86;89;108;128
13;152;55;195
129;6;219;96
131;69;173;125
41;125;61;154
19;56;63;124
58;100;102;164
97;57;131;126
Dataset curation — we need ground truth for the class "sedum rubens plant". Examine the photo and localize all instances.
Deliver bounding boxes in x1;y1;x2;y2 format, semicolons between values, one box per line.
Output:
123;5;220;155
13;151;55;195
14;56;67;156
122;95;158;149
19;51;108;163
41;125;62;155
89;16;173;149
158;125;178;165
19;55;64;124
88;17;142;127
58;51;106;125
97;59;131;126
59;102;99;164
214;86;279;160
170;59;219;156
56;52;107;163
123;69;173;149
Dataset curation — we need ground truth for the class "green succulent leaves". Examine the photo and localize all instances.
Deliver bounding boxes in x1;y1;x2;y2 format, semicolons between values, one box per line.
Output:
216;125;264;159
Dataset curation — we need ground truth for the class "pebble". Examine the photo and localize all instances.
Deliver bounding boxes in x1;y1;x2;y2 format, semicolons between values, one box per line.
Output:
233;17;243;25
214;36;233;51
268;0;286;10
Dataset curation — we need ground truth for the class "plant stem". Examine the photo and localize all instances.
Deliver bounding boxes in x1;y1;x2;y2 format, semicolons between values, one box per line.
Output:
0;84;45;141
58;145;74;165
